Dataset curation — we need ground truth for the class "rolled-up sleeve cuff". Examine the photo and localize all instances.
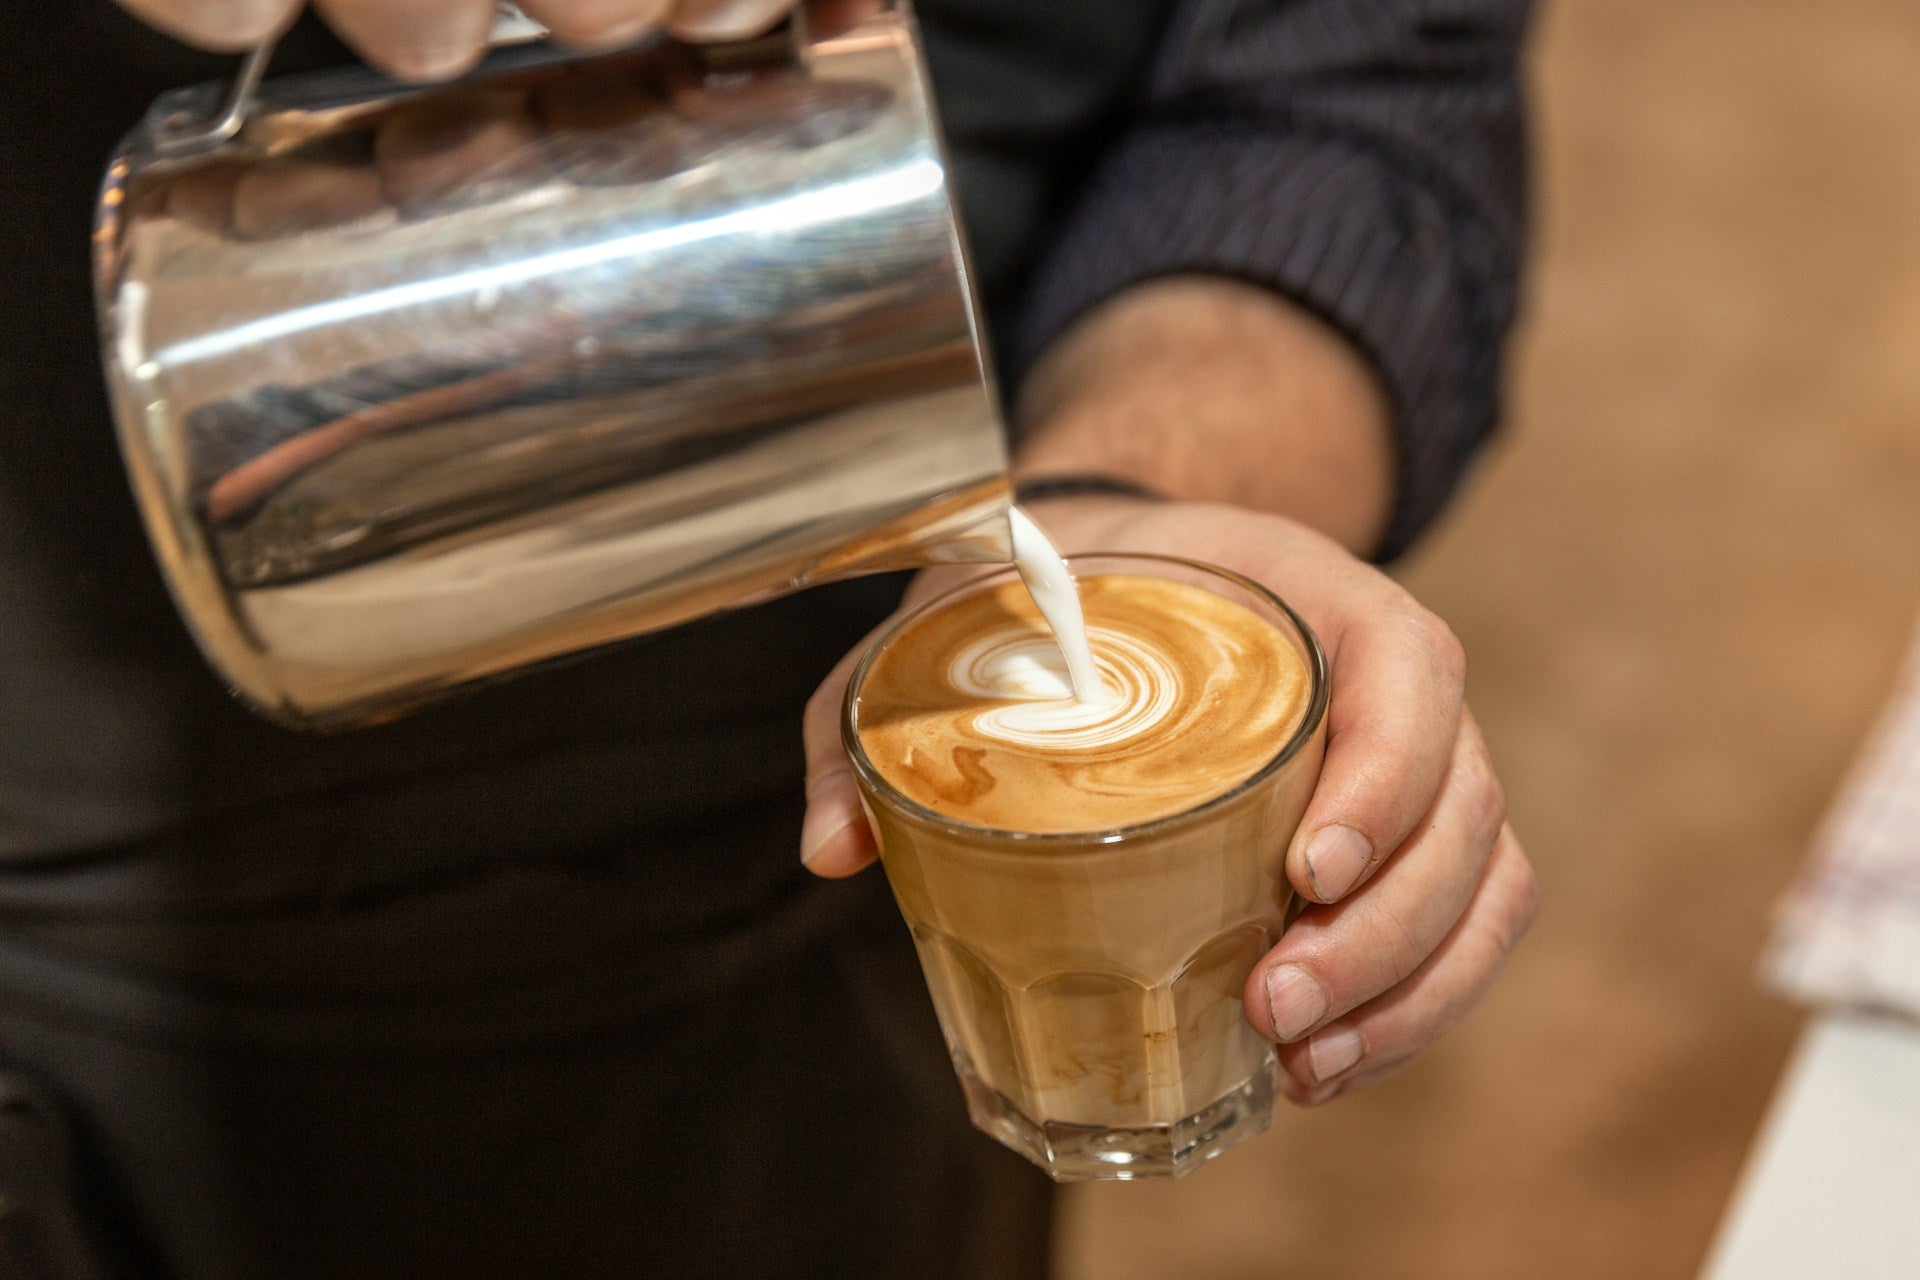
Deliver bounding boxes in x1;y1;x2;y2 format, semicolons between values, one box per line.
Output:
1010;121;1515;561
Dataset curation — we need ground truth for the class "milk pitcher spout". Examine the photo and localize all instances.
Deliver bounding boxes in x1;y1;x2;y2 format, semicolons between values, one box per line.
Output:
95;1;1012;730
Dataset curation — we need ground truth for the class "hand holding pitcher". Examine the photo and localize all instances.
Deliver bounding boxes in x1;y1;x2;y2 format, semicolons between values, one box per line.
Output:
116;0;806;78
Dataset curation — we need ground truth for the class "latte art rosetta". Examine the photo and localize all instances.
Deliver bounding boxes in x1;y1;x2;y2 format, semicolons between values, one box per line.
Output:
948;627;1179;751
855;573;1313;832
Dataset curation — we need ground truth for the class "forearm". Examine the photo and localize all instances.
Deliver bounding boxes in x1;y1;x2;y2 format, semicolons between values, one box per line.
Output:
1012;276;1396;558
1006;0;1530;560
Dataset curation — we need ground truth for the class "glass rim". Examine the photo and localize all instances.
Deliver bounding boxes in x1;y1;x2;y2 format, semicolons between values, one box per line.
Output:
840;551;1330;846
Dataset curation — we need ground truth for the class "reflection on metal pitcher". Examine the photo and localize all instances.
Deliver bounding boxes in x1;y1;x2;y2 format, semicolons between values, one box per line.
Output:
96;0;1011;729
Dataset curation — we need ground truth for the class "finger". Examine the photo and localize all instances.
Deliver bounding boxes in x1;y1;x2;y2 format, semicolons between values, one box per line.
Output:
313;0;495;81
114;0;301;51
518;0;670;48
799;640;879;879
1288;593;1467;904
1248;713;1507;1044
1278;1056;1412;1109
667;0;794;41
1273;826;1538;1098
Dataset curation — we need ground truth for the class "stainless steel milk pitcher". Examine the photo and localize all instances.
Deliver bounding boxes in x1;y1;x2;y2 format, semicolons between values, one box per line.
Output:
95;0;1011;729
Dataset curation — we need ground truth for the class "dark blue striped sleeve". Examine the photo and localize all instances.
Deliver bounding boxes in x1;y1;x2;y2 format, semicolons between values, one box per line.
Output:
1012;0;1533;560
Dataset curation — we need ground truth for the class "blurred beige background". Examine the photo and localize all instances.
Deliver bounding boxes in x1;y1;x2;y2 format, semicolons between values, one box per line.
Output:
1055;0;1920;1275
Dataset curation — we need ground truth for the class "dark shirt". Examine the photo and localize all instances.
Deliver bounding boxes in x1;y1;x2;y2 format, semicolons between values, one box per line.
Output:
0;0;1528;1034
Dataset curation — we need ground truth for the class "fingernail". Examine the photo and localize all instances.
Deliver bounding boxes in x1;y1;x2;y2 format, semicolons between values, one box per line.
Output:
673;0;787;40
800;766;863;867
1307;1026;1365;1083
1302;1080;1342;1107
1263;964;1328;1043
394;39;484;82
1305;825;1374;902
799;811;856;867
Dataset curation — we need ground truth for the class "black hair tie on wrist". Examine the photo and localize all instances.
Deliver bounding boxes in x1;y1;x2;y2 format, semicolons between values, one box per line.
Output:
1012;474;1168;507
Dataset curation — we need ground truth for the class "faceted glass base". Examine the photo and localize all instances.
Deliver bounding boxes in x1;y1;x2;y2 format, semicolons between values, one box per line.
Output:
954;1056;1279;1181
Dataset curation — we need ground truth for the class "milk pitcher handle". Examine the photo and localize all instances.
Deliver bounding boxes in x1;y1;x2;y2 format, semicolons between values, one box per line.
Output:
153;40;274;157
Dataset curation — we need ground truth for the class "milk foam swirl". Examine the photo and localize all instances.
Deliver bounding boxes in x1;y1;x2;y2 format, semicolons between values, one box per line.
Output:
946;625;1179;751
854;573;1312;832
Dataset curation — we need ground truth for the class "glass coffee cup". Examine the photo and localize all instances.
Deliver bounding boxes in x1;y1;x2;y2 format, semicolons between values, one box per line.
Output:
843;553;1328;1180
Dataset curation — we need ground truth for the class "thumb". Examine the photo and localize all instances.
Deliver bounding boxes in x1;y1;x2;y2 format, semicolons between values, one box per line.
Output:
799;640;880;878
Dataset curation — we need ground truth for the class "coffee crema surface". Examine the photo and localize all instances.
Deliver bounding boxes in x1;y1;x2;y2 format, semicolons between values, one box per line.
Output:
855;573;1311;832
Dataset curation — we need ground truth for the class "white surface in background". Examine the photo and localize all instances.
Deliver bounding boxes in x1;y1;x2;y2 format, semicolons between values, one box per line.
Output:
1715;615;1920;1277
1767;614;1920;1017
1700;1011;1920;1280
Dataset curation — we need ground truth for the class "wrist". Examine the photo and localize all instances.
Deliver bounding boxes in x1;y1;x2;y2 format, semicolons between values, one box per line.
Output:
1012;276;1395;557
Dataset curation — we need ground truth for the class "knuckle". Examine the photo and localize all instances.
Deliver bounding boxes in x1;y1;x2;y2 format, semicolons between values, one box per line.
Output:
1452;848;1539;980
1465;765;1508;846
1448;715;1506;846
1505;851;1543;937
1425;967;1495;1048
1371;908;1428;990
1349;729;1423;801
1382;592;1465;688
1418;610;1468;687
1475;839;1540;953
1329;733;1423;855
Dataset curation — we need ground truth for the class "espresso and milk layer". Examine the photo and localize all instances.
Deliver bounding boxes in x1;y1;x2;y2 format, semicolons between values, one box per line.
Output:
855;573;1311;832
